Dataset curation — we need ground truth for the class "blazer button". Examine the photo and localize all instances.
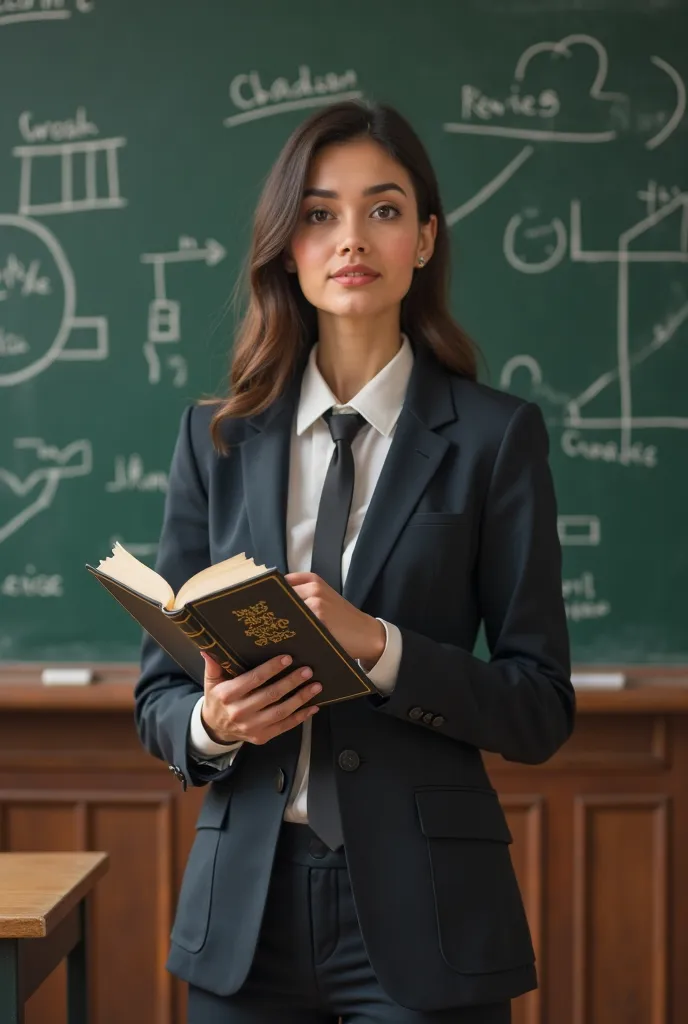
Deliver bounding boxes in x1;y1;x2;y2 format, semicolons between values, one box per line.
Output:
168;764;187;791
338;749;360;771
431;715;445;727
408;706;424;721
275;767;286;793
422;711;435;725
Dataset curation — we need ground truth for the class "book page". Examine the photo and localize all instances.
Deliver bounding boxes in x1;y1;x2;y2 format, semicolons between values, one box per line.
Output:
95;543;173;608
173;553;270;609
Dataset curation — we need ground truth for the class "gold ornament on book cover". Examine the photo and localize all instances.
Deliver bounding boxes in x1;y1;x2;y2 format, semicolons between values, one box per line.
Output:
232;599;297;646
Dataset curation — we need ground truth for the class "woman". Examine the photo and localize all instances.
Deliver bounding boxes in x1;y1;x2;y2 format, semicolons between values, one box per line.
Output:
135;100;574;1024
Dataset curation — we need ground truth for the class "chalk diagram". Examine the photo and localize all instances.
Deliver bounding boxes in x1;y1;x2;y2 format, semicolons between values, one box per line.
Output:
1;87;124;541
444;34;684;226
140;236;227;387
0;438;92;546
1;109;129;386
0;214;108;387
443;34;686;551
14;136;126;217
500;193;688;456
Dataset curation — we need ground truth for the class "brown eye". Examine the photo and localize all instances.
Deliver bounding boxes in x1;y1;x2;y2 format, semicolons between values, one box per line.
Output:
305;208;331;224
372;204;401;220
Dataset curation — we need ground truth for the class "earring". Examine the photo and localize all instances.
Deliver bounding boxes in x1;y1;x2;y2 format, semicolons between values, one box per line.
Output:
418;256;425;266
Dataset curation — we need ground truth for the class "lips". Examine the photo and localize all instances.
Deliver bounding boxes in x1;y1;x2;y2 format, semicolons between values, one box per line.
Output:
332;264;380;279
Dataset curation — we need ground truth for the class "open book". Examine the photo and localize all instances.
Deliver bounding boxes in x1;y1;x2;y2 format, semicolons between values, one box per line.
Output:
87;543;373;705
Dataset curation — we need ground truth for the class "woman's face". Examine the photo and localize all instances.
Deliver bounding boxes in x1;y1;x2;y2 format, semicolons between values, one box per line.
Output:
285;137;436;321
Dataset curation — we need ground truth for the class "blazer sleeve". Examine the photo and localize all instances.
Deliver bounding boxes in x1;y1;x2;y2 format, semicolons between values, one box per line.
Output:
369;401;575;765
133;405;244;788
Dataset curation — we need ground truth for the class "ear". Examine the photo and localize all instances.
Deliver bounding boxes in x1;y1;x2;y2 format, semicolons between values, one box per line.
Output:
283;249;297;274
417;214;438;266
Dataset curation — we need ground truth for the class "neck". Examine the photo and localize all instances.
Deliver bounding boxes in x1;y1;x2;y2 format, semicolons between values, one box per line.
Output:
314;310;402;404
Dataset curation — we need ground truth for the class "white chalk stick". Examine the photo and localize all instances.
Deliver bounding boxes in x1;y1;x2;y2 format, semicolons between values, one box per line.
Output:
41;668;94;686
571;672;626;690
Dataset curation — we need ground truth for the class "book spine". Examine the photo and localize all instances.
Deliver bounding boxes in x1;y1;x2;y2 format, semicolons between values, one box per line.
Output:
166;607;245;679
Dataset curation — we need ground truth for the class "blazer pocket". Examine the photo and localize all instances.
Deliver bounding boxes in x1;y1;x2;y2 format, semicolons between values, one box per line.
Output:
170;788;230;954
408;512;465;525
415;787;534;975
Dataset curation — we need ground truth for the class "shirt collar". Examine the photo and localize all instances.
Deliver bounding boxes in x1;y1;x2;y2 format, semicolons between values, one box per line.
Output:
295;333;414;438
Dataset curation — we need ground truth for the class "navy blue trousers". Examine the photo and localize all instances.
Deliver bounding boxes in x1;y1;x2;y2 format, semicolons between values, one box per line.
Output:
187;822;511;1024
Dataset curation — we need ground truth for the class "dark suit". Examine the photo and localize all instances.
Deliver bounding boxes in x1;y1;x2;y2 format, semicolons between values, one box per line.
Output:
134;339;574;1012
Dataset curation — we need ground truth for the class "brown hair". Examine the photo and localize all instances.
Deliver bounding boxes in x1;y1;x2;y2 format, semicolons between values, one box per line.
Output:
207;99;477;452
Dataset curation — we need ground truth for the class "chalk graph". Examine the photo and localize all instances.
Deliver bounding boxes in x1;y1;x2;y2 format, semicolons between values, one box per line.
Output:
13;137;127;217
443;33;687;467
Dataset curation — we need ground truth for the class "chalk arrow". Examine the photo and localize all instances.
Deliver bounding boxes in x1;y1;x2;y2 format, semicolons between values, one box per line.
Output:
140;239;227;266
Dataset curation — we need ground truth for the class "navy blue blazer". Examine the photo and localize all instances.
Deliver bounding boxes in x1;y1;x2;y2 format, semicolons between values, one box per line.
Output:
134;337;574;1011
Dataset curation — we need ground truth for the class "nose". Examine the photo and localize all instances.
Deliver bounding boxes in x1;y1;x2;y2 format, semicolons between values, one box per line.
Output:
336;220;370;257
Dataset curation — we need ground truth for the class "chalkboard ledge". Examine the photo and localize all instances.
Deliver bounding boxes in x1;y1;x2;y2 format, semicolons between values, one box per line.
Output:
1;664;688;713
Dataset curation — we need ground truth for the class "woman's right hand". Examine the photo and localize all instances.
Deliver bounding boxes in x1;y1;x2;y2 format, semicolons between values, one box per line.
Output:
199;652;321;746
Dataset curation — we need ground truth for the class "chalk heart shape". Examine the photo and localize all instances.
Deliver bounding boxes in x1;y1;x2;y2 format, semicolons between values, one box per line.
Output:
0;440;91;545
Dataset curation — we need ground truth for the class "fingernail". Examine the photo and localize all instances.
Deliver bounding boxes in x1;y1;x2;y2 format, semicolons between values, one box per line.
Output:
281;655;292;666
301;667;312;679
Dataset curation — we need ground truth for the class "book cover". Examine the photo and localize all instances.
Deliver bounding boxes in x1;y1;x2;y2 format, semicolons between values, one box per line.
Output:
87;564;374;706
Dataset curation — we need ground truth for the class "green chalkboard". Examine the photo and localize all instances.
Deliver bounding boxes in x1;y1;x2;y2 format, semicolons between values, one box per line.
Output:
1;0;686;664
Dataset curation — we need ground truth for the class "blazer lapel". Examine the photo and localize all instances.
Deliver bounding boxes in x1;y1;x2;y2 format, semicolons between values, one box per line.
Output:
240;359;306;575
343;343;458;611
237;339;458;605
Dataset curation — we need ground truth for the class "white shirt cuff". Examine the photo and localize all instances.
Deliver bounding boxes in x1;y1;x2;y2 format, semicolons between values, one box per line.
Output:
188;695;244;765
357;618;402;695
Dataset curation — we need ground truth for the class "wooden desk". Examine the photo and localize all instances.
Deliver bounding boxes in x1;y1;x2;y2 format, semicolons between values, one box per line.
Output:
0;853;109;1024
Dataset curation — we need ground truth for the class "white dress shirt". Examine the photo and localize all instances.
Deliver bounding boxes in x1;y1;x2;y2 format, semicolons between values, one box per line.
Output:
187;334;414;824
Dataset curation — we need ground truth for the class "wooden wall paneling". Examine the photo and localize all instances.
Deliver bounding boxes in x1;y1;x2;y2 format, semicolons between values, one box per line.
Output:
671;717;688;1024
0;790;175;1024
502;796;545;1024
486;715;669;776
572;794;669;1024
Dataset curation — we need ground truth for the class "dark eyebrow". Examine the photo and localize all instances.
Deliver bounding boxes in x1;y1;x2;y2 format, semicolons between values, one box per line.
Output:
302;182;407;199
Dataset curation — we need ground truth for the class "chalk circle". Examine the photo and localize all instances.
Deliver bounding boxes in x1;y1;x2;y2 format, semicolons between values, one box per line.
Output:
0;214;75;387
503;212;567;274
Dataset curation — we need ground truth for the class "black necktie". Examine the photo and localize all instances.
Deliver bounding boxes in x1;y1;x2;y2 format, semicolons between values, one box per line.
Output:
308;408;366;849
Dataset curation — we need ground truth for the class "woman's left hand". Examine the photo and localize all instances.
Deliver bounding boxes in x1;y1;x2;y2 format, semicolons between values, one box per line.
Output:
284;572;386;670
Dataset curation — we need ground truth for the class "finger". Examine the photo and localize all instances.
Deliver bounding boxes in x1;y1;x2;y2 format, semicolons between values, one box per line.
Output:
230;663;311;716
257;678;322;725
289;581;321;600
228;653;296;701
216;672;320;744
242;664;317;715
284;571;320;585
201;651;227;686
258;702;320;744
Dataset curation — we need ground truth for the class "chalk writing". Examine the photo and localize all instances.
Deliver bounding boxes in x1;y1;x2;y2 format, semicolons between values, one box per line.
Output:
561;430;658;468
1;566;63;597
225;64;362;127
563;572;611;622
0;253;51;299
105;455;168;493
461;85;560;122
0;328;29;356
19;106;98;144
